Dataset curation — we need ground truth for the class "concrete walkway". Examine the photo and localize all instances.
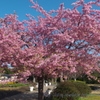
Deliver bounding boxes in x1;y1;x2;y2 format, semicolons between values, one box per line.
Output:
1;84;56;100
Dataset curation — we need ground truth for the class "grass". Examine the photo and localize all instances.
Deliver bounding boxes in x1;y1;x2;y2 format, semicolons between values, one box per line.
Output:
0;82;32;99
0;83;31;91
79;95;100;100
79;84;100;100
0;83;30;87
0;83;100;100
0;83;31;99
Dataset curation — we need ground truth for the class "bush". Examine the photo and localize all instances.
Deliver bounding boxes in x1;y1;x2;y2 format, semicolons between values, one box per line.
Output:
72;81;91;97
49;81;80;100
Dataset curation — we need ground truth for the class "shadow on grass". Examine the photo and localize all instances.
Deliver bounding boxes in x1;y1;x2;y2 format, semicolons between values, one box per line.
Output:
0;90;22;99
90;86;100;90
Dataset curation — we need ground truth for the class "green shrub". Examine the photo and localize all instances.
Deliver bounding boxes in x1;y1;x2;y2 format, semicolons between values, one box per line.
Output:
49;81;80;100
73;81;91;97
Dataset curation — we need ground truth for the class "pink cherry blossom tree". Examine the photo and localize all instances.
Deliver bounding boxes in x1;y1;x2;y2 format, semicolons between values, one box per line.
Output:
0;15;23;65
22;0;100;99
0;0;100;100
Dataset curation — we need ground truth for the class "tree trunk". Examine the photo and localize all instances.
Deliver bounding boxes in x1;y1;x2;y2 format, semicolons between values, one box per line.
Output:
60;72;64;82
74;73;76;81
38;77;44;100
74;78;76;81
33;75;36;83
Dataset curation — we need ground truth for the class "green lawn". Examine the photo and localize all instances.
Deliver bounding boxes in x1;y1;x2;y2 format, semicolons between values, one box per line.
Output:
0;83;100;100
80;95;100;100
0;83;30;87
79;84;100;100
0;83;31;91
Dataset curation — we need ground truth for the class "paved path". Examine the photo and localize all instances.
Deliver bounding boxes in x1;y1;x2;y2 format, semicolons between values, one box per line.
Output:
1;84;56;100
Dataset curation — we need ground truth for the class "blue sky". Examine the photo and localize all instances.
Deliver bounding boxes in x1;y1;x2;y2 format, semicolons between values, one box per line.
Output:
0;0;100;21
